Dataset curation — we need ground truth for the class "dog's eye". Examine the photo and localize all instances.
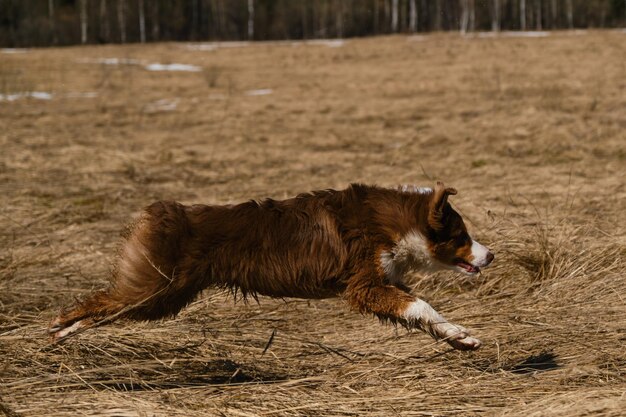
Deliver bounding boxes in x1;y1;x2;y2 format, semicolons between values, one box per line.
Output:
454;233;469;246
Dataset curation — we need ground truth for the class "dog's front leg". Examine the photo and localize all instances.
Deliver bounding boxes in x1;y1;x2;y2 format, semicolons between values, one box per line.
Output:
403;299;482;351
346;270;481;351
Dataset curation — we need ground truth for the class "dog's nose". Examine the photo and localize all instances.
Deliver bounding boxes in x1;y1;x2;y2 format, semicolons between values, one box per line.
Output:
486;252;494;265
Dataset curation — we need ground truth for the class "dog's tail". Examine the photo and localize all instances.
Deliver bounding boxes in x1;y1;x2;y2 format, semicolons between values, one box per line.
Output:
49;201;198;341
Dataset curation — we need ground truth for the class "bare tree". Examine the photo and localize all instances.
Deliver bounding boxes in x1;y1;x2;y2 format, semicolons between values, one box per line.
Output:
373;0;379;33
100;0;110;41
565;0;573;28
211;0;221;38
409;0;417;32
301;1;308;38
536;0;543;30
248;0;254;39
48;0;55;20
117;0;126;43
6;0;626;46
48;0;57;43
600;1;607;28
391;0;399;32
550;0;558;28
434;0;442;31
335;0;344;37
315;0;325;37
218;0;227;37
491;0;501;31
80;0;88;44
420;0;427;30
138;0;146;43
191;0;199;39
151;1;160;41
460;0;469;34
383;0;390;31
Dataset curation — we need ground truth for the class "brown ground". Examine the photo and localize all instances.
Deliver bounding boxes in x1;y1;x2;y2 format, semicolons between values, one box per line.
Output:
1;31;625;416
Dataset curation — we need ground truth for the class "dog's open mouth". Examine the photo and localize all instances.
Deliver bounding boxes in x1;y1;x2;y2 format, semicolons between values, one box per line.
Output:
456;261;480;274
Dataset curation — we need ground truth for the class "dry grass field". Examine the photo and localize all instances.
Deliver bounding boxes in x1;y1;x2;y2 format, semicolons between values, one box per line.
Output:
1;31;625;416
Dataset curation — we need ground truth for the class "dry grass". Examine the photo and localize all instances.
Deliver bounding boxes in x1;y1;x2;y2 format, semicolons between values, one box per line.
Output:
1;31;625;416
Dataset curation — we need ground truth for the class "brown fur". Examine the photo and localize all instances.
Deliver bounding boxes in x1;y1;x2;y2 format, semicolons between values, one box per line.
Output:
50;183;482;341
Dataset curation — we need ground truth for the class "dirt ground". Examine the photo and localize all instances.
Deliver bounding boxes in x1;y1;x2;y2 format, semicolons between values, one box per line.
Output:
1;31;625;416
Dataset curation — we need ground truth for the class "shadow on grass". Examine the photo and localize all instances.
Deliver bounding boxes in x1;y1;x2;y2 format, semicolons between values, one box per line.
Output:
510;351;560;374
101;359;289;391
469;350;560;374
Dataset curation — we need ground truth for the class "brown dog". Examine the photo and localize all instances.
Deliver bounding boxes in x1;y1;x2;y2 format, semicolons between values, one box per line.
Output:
50;182;494;350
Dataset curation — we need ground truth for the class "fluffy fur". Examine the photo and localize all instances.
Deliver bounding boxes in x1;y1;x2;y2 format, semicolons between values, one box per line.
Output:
50;182;494;350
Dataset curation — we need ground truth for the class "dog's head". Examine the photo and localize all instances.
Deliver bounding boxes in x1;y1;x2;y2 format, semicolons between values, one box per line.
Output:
422;182;494;275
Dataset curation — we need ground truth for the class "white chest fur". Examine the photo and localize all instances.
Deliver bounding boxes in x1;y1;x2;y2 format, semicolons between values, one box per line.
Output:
380;231;434;284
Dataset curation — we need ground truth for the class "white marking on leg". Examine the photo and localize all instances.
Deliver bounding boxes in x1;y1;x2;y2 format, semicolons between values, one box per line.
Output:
403;300;482;350
55;320;83;339
403;299;447;331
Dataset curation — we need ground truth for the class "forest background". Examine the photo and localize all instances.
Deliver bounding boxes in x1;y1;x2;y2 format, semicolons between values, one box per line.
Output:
2;0;626;47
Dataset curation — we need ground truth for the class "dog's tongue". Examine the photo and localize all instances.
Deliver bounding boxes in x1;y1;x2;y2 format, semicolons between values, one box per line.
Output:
458;261;480;273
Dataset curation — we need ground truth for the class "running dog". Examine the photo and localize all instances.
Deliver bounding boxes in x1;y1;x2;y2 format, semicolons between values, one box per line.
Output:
50;182;494;350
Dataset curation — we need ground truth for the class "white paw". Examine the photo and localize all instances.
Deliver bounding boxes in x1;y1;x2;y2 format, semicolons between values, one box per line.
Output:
439;324;482;351
52;320;83;340
448;335;482;351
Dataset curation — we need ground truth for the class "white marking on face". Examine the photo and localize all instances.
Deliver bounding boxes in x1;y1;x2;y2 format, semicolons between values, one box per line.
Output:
470;239;491;267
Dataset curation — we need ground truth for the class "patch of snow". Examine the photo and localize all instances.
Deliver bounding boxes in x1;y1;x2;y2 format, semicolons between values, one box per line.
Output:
212;41;251;48
185;41;251;51
65;92;99;98
1;48;28;54
144;98;179;113
305;39;345;48
80;57;142;65
0;91;53;102
79;58;202;73
185;44;219;52
0;93;22;102
29;92;53;100
473;31;550;38
503;31;550;38
466;32;491;38
185;39;346;51
245;89;273;96
144;63;202;72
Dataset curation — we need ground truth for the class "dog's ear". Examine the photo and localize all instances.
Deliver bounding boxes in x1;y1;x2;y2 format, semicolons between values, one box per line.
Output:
428;181;457;230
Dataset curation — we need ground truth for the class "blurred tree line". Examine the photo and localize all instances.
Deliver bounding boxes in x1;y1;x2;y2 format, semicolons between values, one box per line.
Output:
1;0;624;47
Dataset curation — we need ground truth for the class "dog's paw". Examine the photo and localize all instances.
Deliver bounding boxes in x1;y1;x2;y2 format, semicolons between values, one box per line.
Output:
440;325;482;351
48;318;86;342
447;334;482;351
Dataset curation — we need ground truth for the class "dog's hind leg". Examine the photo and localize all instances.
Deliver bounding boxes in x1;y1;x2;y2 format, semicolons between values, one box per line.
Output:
49;201;205;341
48;289;128;340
